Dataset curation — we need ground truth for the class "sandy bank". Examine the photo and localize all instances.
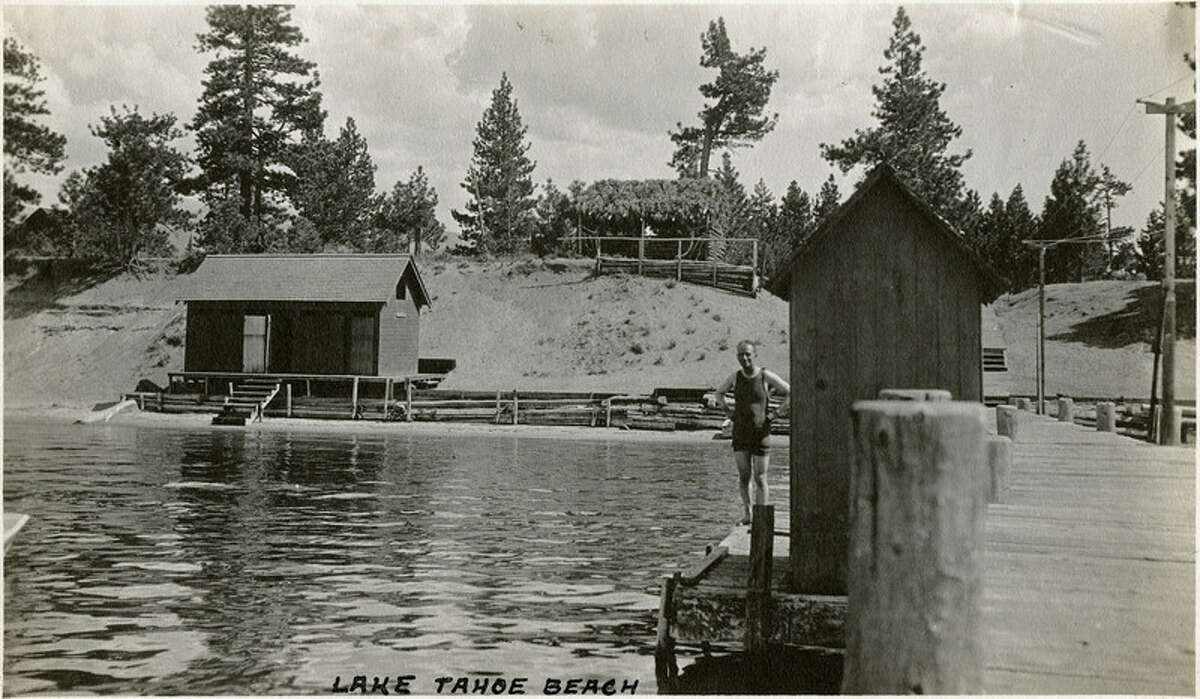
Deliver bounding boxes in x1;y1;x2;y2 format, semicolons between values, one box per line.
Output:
6;405;779;448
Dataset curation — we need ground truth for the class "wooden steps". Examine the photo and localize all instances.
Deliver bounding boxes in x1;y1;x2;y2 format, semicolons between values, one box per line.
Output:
212;379;280;426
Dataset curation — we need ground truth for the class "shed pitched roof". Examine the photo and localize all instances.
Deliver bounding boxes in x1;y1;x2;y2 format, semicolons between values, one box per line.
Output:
178;254;431;308
767;164;1006;301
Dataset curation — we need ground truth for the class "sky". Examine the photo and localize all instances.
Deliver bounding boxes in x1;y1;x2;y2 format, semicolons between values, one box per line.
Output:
4;3;1195;245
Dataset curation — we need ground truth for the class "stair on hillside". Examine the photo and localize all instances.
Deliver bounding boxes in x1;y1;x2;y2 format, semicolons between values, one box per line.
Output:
212;379;281;426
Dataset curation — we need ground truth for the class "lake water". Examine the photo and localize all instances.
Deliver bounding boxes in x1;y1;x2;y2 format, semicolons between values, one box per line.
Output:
3;418;788;695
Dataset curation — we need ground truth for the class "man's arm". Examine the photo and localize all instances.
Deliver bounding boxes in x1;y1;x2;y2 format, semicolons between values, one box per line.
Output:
764;370;790;417
764;370;790;396
706;373;736;417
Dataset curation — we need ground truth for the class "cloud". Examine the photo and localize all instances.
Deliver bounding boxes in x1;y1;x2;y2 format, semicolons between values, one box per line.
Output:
4;3;1192;236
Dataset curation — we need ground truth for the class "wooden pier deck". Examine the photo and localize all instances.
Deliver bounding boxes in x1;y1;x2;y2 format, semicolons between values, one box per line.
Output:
668;409;1195;694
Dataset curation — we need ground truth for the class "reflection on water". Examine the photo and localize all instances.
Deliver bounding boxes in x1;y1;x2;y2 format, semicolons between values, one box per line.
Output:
3;419;786;694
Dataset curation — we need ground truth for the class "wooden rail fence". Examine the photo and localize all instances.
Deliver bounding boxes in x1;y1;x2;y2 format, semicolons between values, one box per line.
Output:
563;236;759;296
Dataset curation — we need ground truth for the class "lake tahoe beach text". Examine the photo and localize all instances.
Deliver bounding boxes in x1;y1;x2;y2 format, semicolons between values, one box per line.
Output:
331;675;640;695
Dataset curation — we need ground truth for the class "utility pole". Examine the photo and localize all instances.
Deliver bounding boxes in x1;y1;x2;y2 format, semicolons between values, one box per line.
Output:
1139;96;1196;446
1023;241;1051;414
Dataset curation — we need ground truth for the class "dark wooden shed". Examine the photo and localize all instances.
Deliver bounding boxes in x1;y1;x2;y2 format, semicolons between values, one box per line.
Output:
767;164;1004;595
178;254;431;377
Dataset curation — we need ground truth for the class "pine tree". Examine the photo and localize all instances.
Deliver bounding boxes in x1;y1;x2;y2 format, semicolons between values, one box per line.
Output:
452;73;537;255
1178;51;1196;238
669;17;779;178
3;38;67;230
1038;141;1108;282
763;180;811;277
190;4;325;247
1002;185;1039;291
373;166;446;255
814;174;841;225
711;152;750;263
531;178;575;257
1125;197;1195;280
60;107;191;268
745;179;777;272
820;6;971;224
288;117;378;251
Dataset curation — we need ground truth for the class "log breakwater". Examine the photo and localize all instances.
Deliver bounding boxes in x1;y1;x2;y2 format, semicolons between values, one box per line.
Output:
124;386;790;434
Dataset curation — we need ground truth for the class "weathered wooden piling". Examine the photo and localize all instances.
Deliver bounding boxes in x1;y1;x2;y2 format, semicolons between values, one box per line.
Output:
996;405;1019;440
745;504;774;657
1057;396;1074;422
655;572;680;690
986;435;1012;503
843;401;986;695
1096;402;1117;432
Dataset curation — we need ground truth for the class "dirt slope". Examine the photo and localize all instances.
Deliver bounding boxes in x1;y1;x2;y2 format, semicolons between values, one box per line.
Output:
989;280;1195;400
2;257;1193;409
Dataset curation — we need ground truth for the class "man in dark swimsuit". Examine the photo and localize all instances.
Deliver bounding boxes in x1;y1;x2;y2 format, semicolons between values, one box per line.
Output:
707;340;790;525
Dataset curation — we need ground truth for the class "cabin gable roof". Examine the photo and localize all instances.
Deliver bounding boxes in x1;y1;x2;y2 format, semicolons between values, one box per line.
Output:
177;254;432;309
767;164;1006;301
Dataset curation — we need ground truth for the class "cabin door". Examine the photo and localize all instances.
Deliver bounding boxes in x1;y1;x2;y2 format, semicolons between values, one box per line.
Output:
242;314;270;373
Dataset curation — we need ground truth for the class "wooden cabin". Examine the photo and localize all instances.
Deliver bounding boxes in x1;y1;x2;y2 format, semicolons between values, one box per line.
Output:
767;164;1004;594
178;254;431;377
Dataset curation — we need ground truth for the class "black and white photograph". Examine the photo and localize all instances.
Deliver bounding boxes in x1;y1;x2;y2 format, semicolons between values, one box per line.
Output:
2;2;1195;694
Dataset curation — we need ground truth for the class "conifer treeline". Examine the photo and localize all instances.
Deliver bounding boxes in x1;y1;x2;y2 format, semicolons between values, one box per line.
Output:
3;5;1192;287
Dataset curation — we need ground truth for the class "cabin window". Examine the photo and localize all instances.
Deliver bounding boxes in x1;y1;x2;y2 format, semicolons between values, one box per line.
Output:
349;315;376;375
395;279;407;300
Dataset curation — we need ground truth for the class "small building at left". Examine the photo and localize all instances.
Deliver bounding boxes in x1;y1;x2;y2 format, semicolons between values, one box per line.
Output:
179;254;431;376
159;254;439;424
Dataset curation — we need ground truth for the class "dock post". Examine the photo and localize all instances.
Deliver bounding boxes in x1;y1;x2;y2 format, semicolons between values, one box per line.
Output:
676;240;682;281
512;389;519;425
351;376;359;418
844;401;986;694
654;572;679;692
286;384;293;417
996;405;1019;441
1057;396;1074;422
157;392;164;411
384;378;393;418
745;504;775;658
405;380;413;422
986;435;1012;504
1096;402;1117;432
495;390;502;423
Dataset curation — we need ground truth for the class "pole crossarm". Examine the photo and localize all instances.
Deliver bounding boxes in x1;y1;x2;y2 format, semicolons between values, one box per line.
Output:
1138;98;1196;115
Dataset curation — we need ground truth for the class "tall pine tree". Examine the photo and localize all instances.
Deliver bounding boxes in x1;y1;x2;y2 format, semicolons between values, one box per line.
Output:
287;117;377;251
190;5;325;249
3;38;67;230
820;6;971;226
452;73;536;255
669;17;779;179
1038;141;1109;282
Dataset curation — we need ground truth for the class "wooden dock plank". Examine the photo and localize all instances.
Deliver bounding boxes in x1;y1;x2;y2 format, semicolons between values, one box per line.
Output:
669;408;1193;694
980;411;1194;695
